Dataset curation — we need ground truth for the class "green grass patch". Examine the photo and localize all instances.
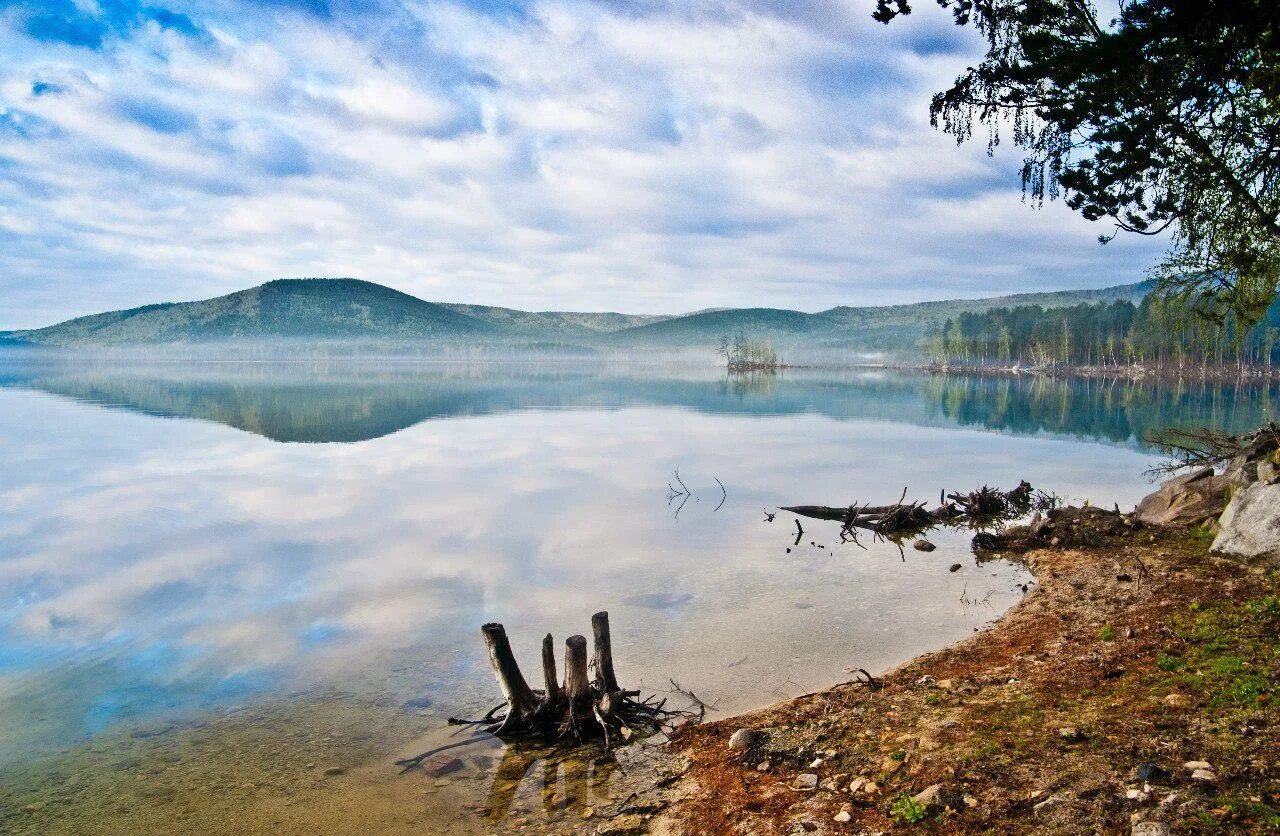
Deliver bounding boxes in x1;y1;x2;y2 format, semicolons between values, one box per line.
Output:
891;793;929;824
1099;625;1115;642
1165;593;1280;712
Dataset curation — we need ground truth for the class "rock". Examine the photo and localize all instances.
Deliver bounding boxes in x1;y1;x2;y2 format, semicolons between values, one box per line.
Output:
1058;727;1082;741
728;728;760;752
833;810;852;823
847;777;866;794
420;755;464;777
792;773;819;791
322;766;345;776
757;759;772;772
913;539;936;552
1190;768;1217;782
949;563;962;572
1134;467;1229;527
862;781;879;796
1132;823;1170;836
1183;760;1212;771
913;783;961;813
1134;762;1171;783
796;822;818;832
1211;480;1280;560
1258;460;1279;485
597;813;648;835
1033;793;1068;814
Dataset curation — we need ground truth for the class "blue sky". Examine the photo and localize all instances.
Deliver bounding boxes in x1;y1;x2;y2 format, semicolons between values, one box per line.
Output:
0;0;1164;328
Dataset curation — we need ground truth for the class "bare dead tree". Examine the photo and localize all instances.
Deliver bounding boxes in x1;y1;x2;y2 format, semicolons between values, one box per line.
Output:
1144;422;1280;476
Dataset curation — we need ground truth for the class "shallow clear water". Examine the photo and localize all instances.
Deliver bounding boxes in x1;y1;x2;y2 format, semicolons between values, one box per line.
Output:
0;358;1271;833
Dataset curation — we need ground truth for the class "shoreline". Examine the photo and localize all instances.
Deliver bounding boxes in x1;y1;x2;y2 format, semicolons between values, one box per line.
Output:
632;512;1280;834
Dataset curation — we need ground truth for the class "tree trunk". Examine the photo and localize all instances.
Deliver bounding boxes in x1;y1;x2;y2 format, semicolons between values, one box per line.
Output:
564;635;590;703
541;633;563;709
482;622;540;734
590;611;620;694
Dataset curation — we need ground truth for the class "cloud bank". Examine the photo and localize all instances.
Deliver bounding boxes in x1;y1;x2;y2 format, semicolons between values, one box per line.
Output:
0;0;1164;327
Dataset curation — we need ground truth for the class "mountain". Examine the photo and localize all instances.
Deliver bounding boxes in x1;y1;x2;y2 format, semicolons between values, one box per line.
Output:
13;279;495;347
604;308;836;347
8;277;1155;353
818;280;1155;327
439;303;670;337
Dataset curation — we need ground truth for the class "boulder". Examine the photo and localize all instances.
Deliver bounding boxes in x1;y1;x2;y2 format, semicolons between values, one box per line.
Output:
1211;481;1280;560
1134;467;1229;527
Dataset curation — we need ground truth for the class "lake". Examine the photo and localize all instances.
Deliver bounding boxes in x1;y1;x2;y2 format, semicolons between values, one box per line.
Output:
0;358;1271;833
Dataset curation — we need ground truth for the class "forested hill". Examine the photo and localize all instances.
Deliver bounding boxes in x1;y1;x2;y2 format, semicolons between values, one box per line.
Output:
7;277;1153;353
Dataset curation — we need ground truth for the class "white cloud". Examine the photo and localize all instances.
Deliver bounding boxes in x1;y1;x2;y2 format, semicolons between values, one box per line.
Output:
0;0;1165;327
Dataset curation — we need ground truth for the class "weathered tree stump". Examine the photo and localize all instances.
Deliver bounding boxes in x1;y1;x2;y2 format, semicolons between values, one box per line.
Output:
482;622;541;735
399;611;701;765
540;633;563;711
591;610;621;694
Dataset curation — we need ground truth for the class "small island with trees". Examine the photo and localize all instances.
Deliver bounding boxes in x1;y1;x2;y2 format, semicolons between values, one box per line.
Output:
716;334;785;373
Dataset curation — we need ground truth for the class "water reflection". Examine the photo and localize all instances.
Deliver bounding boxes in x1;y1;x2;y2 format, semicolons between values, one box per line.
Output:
0;357;1237;791
3;359;1275;445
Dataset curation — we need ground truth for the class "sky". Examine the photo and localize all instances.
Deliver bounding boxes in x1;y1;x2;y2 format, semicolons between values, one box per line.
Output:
0;0;1166;328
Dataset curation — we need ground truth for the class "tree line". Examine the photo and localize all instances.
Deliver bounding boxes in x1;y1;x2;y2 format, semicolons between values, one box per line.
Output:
926;298;1280;370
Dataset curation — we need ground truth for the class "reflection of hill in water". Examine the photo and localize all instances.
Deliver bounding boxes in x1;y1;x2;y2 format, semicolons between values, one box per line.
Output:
2;362;1275;445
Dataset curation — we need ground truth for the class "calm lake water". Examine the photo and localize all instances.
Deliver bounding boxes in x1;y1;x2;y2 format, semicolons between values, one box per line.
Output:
0;358;1272;833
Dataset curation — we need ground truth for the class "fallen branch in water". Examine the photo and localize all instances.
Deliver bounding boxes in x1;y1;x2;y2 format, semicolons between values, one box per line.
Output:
782;481;1059;543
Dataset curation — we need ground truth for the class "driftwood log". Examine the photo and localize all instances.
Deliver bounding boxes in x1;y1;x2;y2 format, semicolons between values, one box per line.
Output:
782;481;1058;545
397;611;697;772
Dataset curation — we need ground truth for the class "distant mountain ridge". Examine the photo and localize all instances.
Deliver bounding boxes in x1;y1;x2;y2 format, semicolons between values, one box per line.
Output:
6;277;1155;354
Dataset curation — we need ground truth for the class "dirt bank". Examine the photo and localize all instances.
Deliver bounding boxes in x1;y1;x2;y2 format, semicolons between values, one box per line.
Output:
644;516;1280;834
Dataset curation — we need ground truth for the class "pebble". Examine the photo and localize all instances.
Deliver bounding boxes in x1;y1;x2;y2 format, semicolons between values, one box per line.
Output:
1163;693;1191;708
1131;823;1170;836
1033;793;1068;814
420;755;464;777
728;728;759;752
596;813;647;835
913;539;936;552
1190;768;1217;782
833;810;852;823
1058;727;1082;741
913;783;961;812
1183;760;1211;771
756;759;772;772
792;773;819;791
322;767;345;777
949;563;962;572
